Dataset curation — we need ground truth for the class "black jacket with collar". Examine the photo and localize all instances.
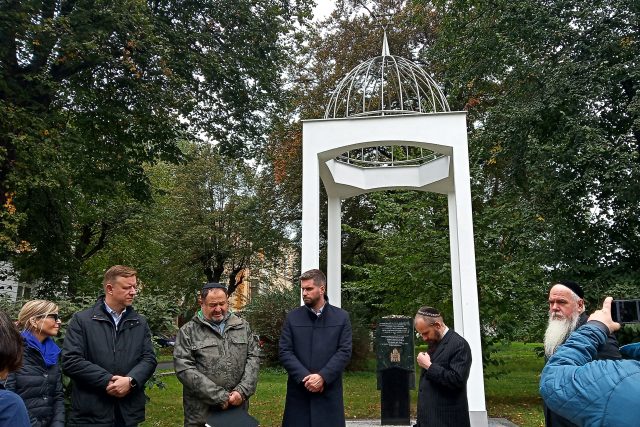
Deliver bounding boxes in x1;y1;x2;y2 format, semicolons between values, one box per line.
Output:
416;329;472;427
61;296;157;427
6;341;65;427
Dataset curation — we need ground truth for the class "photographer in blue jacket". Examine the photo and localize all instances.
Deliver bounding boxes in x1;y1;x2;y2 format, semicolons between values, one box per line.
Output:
539;297;640;427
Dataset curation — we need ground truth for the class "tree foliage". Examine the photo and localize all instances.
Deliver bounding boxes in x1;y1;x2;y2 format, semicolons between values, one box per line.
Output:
80;141;295;308
273;0;640;344
423;0;640;332
243;285;299;366
0;0;313;294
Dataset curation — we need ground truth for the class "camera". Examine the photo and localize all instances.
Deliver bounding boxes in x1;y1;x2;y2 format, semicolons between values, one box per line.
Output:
611;299;640;324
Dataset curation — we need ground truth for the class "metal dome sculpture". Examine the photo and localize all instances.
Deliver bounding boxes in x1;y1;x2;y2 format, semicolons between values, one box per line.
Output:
326;32;449;168
325;32;450;119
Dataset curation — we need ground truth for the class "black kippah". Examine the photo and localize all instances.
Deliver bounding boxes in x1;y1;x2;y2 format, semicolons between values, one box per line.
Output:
202;282;227;292
554;280;584;299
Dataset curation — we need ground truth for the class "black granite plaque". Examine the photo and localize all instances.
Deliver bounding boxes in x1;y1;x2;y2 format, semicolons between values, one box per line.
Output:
375;317;415;373
375;316;415;425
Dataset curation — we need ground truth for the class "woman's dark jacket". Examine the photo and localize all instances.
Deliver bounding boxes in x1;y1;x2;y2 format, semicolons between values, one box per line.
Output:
61;297;157;427
5;342;64;427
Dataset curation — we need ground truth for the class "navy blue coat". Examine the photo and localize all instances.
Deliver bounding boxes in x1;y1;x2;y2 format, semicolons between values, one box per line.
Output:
0;384;30;427
279;302;352;427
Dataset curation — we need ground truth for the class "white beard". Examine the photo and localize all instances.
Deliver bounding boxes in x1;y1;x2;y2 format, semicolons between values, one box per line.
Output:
544;312;580;358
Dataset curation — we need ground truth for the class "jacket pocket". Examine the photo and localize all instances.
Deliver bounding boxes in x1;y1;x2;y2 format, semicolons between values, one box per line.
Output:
229;331;248;357
71;387;110;420
191;338;221;371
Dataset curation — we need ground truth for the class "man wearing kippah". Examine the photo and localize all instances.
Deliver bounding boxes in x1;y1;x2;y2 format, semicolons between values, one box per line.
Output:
173;283;260;427
413;306;472;427
543;280;621;427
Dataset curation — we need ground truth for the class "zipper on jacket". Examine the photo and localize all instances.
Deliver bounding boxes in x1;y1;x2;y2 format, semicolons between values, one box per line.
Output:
92;315;117;355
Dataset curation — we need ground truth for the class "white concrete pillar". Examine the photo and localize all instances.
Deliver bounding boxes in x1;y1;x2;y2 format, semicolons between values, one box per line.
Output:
448;192;463;330
301;144;321;273
327;194;342;307
450;142;488;427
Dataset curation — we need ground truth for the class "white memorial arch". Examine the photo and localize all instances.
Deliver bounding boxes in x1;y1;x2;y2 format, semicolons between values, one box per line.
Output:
300;34;488;426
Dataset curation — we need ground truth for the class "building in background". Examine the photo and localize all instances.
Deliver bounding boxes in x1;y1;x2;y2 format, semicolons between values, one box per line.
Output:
0;261;35;301
228;248;297;311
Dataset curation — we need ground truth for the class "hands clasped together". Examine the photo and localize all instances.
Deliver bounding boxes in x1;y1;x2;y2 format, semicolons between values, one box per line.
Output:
302;373;324;393
221;390;244;410
106;375;132;398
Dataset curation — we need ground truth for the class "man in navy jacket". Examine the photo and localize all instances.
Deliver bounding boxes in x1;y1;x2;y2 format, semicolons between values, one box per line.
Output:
279;269;352;427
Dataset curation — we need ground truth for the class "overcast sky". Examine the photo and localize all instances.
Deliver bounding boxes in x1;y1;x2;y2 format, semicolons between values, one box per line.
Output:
313;0;335;20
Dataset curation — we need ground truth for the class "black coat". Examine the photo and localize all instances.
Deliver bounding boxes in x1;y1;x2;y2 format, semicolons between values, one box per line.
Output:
279;303;352;427
61;297;157;427
6;343;64;427
416;330;472;427
543;312;621;427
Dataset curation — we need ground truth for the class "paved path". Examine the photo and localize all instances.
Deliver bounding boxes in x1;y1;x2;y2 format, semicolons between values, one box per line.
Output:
346;419;518;426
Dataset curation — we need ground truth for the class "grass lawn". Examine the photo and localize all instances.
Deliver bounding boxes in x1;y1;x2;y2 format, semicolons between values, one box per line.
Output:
142;342;545;427
484;342;545;427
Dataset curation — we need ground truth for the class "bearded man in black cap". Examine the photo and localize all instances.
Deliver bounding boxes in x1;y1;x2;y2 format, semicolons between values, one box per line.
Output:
543;280;621;426
173;283;260;427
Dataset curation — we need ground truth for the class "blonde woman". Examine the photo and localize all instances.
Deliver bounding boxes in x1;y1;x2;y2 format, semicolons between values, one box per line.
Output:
6;300;64;427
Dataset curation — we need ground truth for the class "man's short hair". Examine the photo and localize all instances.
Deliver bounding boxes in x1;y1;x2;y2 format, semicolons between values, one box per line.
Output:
201;282;228;299
0;309;23;373
415;306;443;325
299;269;326;288
103;265;137;287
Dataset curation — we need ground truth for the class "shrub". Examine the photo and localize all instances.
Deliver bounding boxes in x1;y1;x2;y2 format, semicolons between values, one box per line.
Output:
243;286;299;366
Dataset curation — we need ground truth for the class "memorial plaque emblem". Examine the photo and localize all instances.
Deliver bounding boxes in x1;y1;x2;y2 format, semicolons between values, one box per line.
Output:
375;316;415;425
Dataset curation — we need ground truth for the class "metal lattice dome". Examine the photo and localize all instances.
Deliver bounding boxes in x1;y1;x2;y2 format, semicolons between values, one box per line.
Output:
325;33;449;168
324;33;450;119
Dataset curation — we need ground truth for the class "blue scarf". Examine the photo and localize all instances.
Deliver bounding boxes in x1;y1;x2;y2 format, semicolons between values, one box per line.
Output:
21;331;61;368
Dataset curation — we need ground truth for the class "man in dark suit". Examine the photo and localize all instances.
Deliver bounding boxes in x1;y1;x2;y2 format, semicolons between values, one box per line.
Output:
414;306;472;427
279;269;352;427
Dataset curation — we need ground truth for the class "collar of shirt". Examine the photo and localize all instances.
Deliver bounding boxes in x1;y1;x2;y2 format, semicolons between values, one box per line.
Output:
199;310;231;334
104;301;125;328
442;326;450;337
309;302;326;317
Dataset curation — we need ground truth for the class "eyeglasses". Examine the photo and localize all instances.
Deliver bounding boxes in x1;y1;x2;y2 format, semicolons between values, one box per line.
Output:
38;313;61;322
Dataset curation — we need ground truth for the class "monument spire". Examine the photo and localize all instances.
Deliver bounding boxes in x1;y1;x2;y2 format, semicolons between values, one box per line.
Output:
381;29;390;56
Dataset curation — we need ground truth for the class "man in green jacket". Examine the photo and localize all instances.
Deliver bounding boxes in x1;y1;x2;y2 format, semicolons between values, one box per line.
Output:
173;283;260;427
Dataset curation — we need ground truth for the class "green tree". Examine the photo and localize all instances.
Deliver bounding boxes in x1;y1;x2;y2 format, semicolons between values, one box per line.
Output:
0;0;313;294
270;0;640;345
424;0;640;330
82;141;295;304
